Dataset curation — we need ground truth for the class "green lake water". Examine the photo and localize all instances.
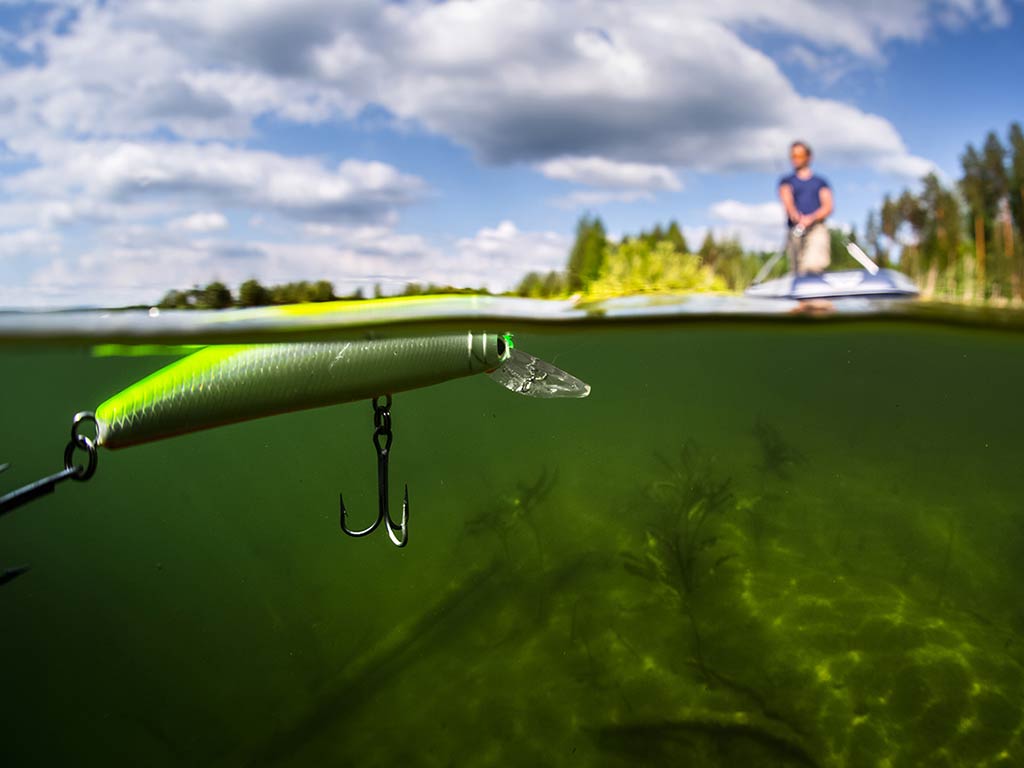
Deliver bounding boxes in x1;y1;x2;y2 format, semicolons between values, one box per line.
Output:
2;318;1023;766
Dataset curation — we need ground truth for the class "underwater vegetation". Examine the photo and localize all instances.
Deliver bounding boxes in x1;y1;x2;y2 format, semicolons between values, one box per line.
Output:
621;441;735;599
753;417;805;479
618;442;824;765
222;435;1024;767
15;429;1007;768
460;467;557;565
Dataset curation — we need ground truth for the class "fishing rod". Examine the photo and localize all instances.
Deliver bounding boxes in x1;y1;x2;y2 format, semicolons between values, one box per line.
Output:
1;332;590;583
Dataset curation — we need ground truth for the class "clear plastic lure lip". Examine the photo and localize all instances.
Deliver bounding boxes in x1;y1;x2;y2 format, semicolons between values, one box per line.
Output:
487;347;591;399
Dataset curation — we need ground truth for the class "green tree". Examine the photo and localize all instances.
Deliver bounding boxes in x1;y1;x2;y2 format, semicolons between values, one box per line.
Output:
983;132;1011;294
566;215;608;292
157;289;189;309
1009;123;1024;247
666;220;689;254
202;281;233;309
698;231;719;268
896;189;927;279
644;224;665;247
541;270;565;297
516;272;543;297
880;194;898;241
961;143;989;293
588;238;726;297
828;228;855;270
238;279;270;307
711;237;759;290
918;173;963;298
1004;123;1023;298
311;280;336;302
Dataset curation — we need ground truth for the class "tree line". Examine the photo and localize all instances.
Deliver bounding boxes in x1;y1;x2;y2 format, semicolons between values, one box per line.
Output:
159;222;776;310
157;279;489;310
514;216;772;298
863;122;1023;302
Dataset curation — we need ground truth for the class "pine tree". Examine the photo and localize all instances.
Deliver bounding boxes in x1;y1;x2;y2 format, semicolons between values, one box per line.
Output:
918;174;962;298
541;270;565;297
698;231;719;268
666;220;689;253
982;132;1010;295
1009;123;1024;246
566;215;608;292
1005;123;1024;299
516;271;543;297
960;145;989;294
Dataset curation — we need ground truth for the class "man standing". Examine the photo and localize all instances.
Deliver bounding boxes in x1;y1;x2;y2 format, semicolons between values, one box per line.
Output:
778;141;833;275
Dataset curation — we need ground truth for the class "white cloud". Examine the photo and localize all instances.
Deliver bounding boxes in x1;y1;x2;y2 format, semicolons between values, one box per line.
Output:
11;226;435;308
701;0;1011;58
453;221;570;291
3;218;567;307
782;45;855;86
537;157;680;191
552;189;655;209
0;0;971;176
169;211;229;232
0;228;62;260
710;199;788;250
873;153;939;180
3;141;426;226
0;2;355;145
711;200;785;227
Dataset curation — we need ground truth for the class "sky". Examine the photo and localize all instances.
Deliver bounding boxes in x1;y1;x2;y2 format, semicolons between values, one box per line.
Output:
0;0;1021;308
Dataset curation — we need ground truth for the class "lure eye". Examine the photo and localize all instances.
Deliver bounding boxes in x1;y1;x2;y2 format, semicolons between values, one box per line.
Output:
497;335;507;356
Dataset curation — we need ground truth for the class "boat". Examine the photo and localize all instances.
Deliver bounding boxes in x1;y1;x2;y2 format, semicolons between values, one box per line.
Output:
744;240;919;300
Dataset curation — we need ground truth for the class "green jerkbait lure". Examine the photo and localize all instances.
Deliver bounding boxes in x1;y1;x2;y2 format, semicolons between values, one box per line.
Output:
95;332;589;449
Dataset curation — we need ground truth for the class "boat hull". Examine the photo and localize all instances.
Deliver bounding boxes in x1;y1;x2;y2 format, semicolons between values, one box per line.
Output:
744;269;919;300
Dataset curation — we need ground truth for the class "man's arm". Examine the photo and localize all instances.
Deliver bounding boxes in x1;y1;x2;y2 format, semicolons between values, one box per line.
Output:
814;187;833;222
779;183;800;224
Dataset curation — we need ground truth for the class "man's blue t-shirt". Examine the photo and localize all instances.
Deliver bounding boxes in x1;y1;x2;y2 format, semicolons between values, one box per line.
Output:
779;173;830;226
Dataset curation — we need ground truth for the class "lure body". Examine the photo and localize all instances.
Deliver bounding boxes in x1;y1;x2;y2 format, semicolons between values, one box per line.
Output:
95;332;508;449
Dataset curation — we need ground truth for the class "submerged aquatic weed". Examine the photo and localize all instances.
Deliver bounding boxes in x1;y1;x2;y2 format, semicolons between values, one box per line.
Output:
622;441;735;598
462;467;557;564
618;443;822;762
753;418;805;479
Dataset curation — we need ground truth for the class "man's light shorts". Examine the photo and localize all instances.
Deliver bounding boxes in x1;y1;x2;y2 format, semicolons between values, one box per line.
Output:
791;223;830;275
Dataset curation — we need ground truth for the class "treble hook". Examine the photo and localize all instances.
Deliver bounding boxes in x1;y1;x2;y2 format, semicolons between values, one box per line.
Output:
339;395;409;547
1;412;99;585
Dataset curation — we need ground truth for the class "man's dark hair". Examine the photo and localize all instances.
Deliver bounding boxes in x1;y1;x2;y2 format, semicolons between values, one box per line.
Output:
791;140;813;156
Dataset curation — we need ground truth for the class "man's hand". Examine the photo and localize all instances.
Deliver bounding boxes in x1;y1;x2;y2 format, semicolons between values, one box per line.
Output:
797;214;816;229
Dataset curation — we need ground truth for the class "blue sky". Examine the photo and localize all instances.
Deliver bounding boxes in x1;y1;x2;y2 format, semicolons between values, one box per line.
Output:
0;0;1021;307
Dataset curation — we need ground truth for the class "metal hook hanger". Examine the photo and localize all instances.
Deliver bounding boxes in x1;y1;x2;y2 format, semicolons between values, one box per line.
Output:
1;412;99;586
339;395;409;548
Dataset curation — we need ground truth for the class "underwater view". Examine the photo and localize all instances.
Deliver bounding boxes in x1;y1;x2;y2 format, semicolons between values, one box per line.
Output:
3;0;1024;764
2;304;1023;767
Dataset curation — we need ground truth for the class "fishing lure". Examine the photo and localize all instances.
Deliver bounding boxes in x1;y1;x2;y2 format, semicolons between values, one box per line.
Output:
1;332;588;579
